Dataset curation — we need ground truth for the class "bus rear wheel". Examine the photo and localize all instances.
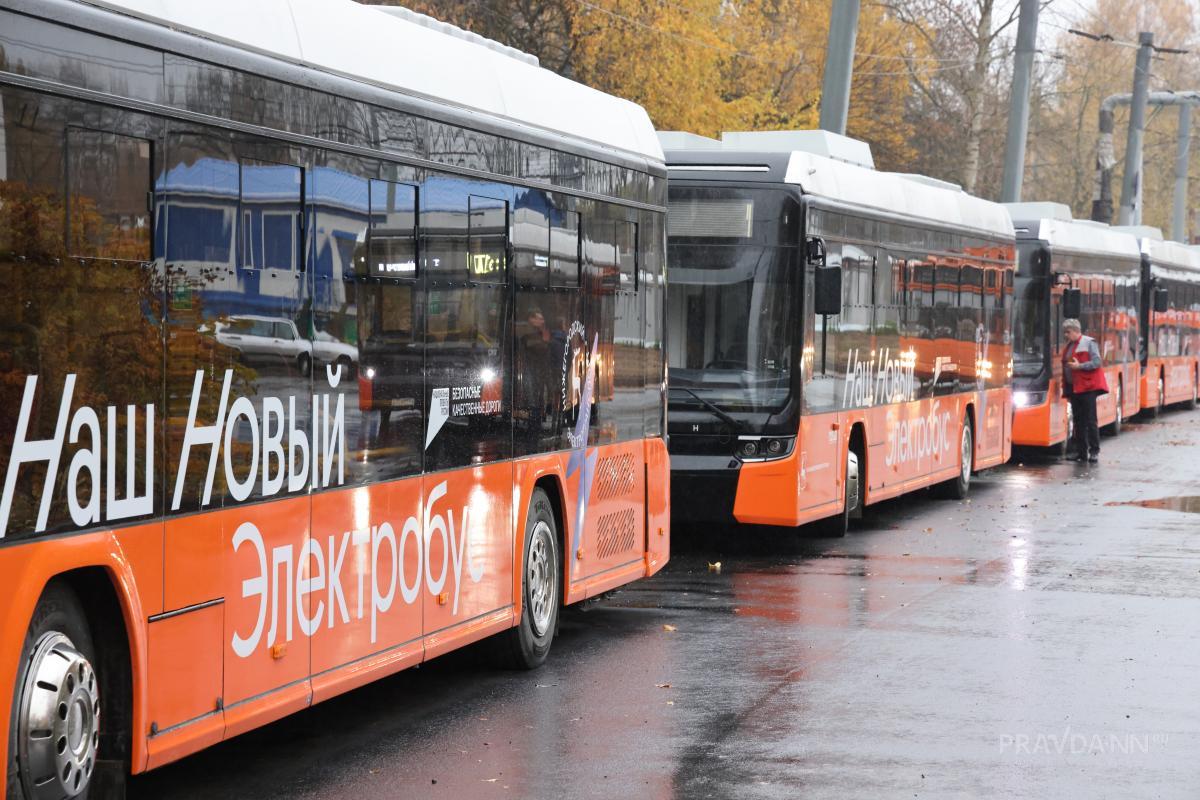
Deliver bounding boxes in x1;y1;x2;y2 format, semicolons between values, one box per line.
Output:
7;582;100;800
935;417;972;500
813;449;860;538
491;488;559;669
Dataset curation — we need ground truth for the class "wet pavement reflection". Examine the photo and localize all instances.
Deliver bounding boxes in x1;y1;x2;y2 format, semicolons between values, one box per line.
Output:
1106;495;1200;514
131;410;1200;800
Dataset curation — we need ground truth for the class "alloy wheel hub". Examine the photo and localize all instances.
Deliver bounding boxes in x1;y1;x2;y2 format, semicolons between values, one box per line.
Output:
527;521;555;637
17;633;100;800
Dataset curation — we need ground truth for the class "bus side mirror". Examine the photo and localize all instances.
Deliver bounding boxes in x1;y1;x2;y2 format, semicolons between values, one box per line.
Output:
1062;287;1082;320
814;266;842;316
806;236;826;266
1153;287;1169;313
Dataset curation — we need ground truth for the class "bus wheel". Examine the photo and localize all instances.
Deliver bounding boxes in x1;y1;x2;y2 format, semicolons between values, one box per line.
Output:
8;582;100;800
813;450;859;538
1102;382;1122;436
1147;374;1164;418
1053;402;1074;458
1187;373;1198;410
936;417;973;500
492;488;559;669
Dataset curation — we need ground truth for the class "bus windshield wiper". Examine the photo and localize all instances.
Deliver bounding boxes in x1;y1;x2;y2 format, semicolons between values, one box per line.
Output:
670;387;742;433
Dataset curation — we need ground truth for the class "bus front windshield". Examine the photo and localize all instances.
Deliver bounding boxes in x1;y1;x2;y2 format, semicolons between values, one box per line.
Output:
1012;239;1051;381
1013;276;1048;379
667;244;796;412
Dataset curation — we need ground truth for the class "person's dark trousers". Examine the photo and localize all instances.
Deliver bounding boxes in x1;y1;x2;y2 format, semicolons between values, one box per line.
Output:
1069;390;1101;458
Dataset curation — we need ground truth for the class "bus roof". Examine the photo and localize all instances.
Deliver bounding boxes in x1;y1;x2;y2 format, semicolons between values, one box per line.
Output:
82;0;663;163
662;144;1013;240
786;151;1013;240
1142;238;1200;274
1005;211;1142;262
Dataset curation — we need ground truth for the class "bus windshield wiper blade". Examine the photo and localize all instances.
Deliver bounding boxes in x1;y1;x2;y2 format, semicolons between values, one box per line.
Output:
670;387;742;432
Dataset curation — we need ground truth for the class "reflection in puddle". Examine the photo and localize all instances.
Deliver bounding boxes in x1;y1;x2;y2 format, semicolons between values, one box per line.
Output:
1105;496;1200;514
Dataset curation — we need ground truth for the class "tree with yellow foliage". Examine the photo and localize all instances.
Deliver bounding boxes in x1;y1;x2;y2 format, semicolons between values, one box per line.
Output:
384;0;919;170
1024;0;1199;235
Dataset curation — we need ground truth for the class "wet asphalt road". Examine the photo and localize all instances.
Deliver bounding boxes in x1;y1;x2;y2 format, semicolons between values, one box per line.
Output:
130;410;1200;800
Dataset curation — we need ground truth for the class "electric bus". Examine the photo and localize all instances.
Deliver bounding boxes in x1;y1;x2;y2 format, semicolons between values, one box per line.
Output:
0;1;669;795
1121;230;1200;414
662;130;1014;536
1006;203;1142;451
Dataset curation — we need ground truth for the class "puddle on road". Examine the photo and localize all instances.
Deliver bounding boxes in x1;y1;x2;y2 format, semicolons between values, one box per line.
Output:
1105;496;1200;514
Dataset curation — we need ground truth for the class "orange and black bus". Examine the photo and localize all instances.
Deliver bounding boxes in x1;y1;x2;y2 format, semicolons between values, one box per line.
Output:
662;131;1014;536
0;1;669;795
1006;204;1143;450
1126;233;1200;414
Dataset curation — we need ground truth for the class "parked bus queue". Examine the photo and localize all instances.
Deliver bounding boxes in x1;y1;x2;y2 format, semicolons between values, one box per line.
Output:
2;2;1199;798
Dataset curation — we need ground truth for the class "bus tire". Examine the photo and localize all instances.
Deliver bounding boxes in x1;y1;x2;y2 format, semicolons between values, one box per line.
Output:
813;450;859;538
1101;381;1122;436
1146;374;1164;418
7;582;101;800
1055;401;1075;458
491;488;559;670
935;417;973;500
1186;371;1198;410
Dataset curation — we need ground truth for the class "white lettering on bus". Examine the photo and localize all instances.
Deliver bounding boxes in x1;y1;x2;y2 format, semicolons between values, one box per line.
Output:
0;370;349;537
841;348;918;409
166;367;345;509
228;480;486;657
0;375;156;538
885;402;954;468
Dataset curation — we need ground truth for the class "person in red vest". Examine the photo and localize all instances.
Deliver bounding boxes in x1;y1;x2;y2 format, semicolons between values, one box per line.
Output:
1061;318;1108;463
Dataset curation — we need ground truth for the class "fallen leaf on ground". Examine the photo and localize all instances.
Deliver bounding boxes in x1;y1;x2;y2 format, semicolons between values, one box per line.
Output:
655;683;671;688
662;624;677;632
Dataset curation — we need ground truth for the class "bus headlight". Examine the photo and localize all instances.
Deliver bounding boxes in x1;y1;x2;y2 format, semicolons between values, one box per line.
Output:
1013;390;1046;408
737;437;794;460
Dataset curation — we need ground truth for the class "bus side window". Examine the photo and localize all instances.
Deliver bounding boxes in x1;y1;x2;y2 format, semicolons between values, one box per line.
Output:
422;182;512;470
612;218;642;440
67;127;153;261
347;177;423;481
581;206;619;443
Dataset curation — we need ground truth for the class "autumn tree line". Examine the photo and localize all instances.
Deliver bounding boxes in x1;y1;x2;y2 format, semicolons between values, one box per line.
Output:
370;0;1200;236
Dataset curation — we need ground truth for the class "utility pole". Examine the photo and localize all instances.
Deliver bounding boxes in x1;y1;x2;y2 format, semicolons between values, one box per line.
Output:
819;0;861;135
1000;0;1039;203
1172;104;1192;242
1117;32;1154;225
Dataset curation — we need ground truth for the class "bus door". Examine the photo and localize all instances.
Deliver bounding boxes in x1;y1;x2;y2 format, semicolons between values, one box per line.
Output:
575;216;646;584
799;235;842;512
420;182;514;655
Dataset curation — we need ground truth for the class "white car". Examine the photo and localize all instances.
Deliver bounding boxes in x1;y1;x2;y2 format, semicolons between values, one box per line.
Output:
214;315;314;376
213;316;359;377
